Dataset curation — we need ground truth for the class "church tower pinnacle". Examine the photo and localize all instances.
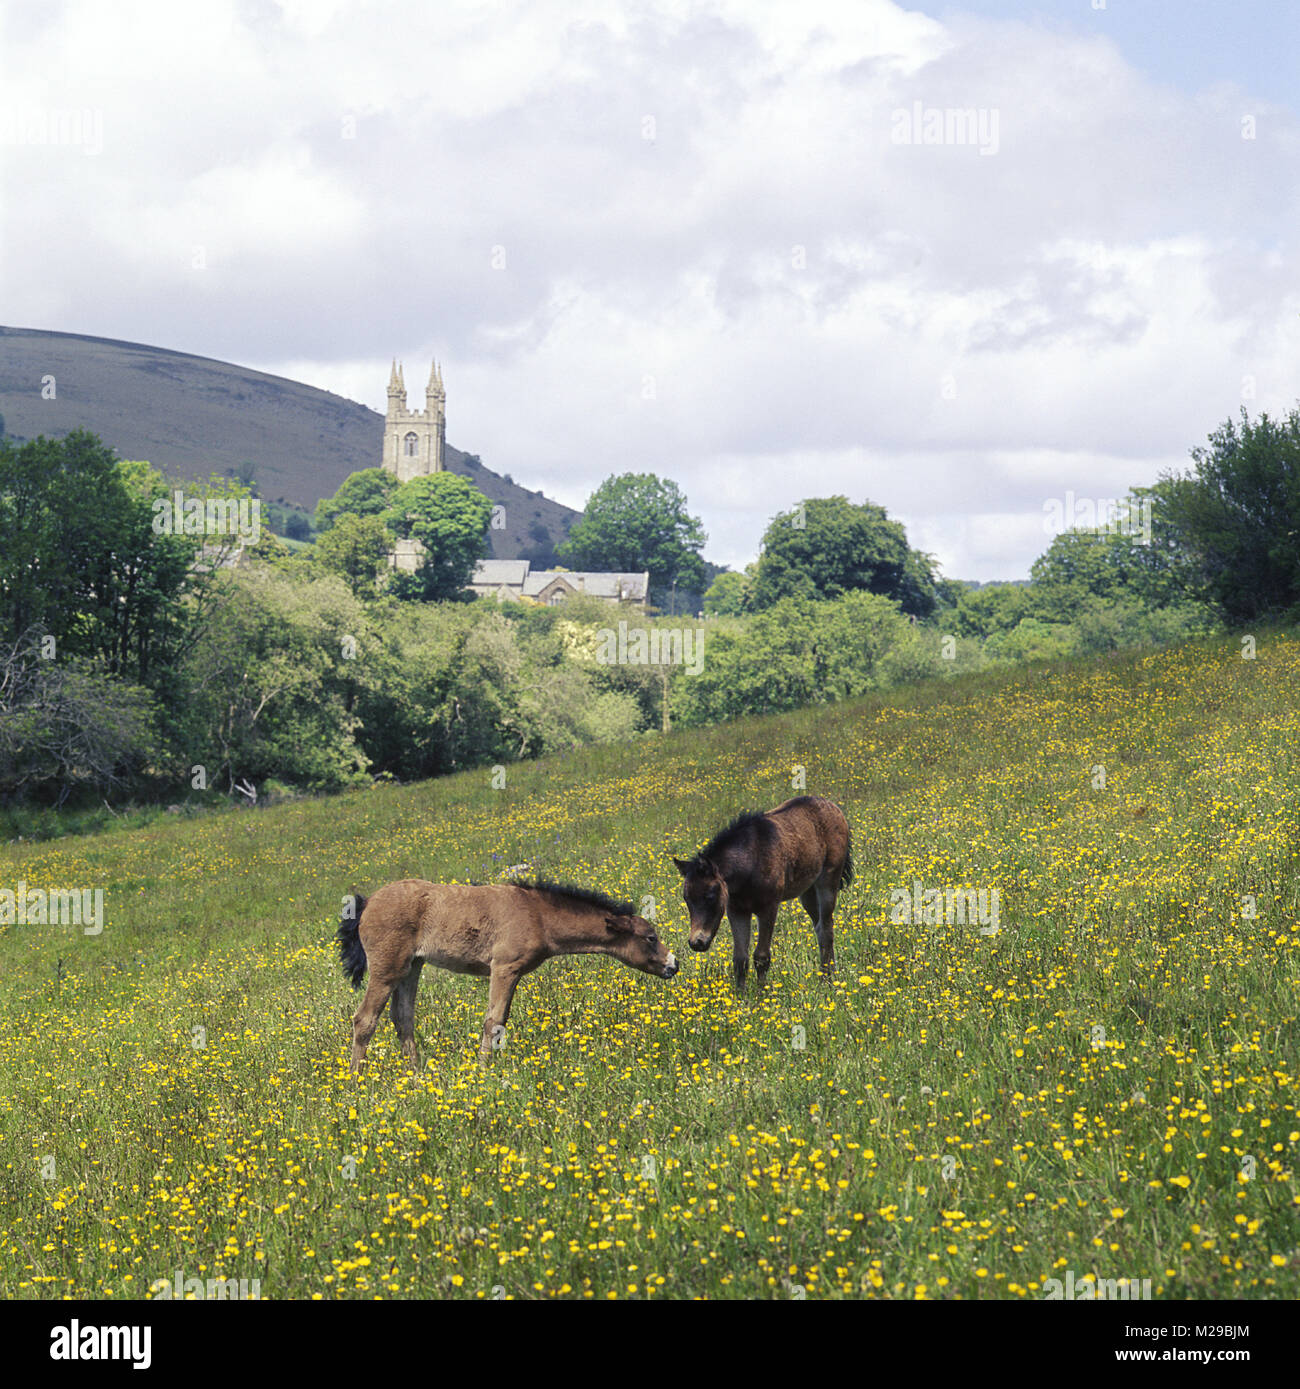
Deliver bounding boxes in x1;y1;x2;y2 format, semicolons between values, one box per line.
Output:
386;360;405;415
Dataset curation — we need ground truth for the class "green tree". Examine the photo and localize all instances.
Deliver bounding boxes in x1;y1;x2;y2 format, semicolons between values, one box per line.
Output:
1067;596;1212;655
675;590;913;726
1161;408;1300;622
948;582;1032;639
0;631;156;799
283;510;312;541
1029;484;1195;620
983;617;1076;663
897;548;941;619
354;602;477;777
0;432;202;683
752;496;936;617
174;569;373;792
314;467;399;532
703;569;753;616
314;512;393;598
559;473;707;593
384;472;494;601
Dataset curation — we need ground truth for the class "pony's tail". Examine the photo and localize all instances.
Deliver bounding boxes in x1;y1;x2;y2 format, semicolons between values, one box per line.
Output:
841;832;854;888
337;892;369;989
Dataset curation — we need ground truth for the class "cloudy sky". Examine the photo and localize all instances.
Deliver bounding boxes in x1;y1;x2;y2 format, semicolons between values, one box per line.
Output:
2;0;1297;580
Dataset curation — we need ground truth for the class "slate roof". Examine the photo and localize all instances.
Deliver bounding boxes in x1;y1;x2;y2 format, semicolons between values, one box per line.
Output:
522;570;648;600
470;560;530;587
468;561;648;603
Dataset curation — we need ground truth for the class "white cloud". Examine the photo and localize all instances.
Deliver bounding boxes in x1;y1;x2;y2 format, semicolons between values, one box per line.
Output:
2;0;1295;579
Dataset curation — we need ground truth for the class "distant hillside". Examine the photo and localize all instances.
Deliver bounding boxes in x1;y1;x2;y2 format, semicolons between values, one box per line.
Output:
0;325;578;563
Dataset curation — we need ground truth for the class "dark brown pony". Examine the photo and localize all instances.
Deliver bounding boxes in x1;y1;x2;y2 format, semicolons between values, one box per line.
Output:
674;795;852;986
337;878;677;1069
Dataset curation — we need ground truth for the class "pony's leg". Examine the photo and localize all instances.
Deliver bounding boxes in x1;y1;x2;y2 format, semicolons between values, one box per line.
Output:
351;975;398;1072
753;906;779;982
390;959;425;1074
813;881;837;977
479;965;523;1061
728;912;752;990
798;888;821;971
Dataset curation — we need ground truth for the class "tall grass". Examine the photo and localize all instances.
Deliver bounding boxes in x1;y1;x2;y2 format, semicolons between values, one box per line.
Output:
1;633;1297;1298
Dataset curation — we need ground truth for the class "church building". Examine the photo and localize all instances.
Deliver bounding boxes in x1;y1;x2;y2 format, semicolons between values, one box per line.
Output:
377;358;645;606
383;357;446;570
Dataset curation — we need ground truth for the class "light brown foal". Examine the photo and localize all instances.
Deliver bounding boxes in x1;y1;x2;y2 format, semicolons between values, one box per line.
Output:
338;878;677;1068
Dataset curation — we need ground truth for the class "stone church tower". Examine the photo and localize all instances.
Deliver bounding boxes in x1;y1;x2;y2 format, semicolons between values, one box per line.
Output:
383;358;445;482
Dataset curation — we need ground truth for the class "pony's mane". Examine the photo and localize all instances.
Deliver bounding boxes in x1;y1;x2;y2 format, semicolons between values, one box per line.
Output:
697;810;771;863
514;878;636;917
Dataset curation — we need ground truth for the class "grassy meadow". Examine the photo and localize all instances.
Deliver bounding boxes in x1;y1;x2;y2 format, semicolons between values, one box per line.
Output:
2;632;1298;1300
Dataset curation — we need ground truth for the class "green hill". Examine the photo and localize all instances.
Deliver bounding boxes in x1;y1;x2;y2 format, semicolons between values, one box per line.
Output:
1;635;1297;1299
0;325;578;563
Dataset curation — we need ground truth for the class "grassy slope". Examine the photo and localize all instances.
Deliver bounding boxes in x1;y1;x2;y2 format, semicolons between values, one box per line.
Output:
1;635;1298;1299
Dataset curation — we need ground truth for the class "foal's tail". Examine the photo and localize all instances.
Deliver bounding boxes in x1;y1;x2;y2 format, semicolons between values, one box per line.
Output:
337;891;369;989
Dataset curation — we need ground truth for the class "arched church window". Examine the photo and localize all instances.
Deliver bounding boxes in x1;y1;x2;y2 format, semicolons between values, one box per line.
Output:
404;432;419;457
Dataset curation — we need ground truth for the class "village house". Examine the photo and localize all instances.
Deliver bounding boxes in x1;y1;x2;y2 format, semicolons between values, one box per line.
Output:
468;559;649;609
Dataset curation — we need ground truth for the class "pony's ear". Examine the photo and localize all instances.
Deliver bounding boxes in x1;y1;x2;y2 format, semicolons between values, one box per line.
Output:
672;857;694;877
605;914;634;934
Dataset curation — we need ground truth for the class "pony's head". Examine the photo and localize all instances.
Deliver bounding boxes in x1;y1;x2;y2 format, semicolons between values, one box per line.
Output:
673;856;728;951
603;912;678;979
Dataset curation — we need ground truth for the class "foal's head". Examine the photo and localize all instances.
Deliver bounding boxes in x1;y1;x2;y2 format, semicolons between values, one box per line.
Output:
603;912;679;979
673;856;728;952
